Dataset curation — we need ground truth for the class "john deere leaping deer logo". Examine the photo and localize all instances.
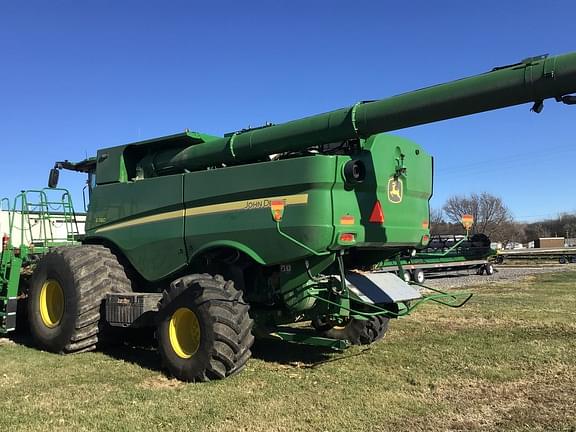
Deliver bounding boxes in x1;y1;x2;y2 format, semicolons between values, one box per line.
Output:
387;178;403;203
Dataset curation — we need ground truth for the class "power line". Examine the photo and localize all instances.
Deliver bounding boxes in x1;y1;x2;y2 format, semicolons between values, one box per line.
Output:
436;144;575;174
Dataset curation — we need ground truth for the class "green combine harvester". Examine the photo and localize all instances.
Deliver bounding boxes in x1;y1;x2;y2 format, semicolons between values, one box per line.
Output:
2;52;576;382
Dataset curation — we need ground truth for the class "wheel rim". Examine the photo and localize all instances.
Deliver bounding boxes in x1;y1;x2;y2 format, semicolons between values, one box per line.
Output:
39;279;64;328
169;307;201;359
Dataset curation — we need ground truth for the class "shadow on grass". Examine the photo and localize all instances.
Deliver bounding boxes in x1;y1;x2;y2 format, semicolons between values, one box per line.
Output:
101;344;163;372
7;327;164;373
251;338;336;366
99;328;163;372
7;326;340;372
6;328;35;348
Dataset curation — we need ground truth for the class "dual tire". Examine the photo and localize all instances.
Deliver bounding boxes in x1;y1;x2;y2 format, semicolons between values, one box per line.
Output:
27;246;254;382
402;269;425;284
476;263;494;275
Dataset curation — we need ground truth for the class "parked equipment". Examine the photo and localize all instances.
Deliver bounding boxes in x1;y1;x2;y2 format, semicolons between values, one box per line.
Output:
495;247;576;264
377;234;496;283
2;52;576;381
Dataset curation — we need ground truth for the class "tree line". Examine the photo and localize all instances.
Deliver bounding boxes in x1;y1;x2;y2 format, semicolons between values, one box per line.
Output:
431;192;576;246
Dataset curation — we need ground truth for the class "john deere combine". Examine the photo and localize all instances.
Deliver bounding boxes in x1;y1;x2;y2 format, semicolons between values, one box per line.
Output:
2;52;576;381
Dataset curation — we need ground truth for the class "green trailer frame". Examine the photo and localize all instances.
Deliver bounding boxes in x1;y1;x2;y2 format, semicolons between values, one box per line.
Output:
377;234;497;283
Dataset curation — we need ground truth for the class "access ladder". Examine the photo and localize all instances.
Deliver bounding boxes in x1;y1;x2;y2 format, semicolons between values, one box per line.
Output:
0;189;80;333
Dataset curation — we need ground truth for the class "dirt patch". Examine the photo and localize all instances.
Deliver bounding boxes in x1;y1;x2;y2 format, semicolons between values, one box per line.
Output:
0;338;15;346
137;376;184;390
431;365;576;430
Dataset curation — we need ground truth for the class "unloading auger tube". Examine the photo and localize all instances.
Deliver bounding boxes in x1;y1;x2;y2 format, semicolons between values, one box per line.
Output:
157;52;576;172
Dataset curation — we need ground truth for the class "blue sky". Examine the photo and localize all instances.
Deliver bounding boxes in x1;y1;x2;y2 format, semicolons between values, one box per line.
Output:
1;0;575;221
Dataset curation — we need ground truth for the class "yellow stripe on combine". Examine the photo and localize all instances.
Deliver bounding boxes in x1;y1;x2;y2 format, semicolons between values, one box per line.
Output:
93;194;309;233
185;194;308;217
94;210;185;233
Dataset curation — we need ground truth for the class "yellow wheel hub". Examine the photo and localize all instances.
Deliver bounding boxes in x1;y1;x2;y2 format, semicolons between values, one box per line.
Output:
169;307;201;359
39;279;64;328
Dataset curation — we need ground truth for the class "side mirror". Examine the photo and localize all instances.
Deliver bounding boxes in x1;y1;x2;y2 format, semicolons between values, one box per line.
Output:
48;168;60;188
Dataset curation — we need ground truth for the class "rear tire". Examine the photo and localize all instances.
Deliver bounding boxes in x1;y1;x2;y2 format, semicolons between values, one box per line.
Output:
156;274;254;382
27;245;132;353
559;256;567;264
319;316;390;345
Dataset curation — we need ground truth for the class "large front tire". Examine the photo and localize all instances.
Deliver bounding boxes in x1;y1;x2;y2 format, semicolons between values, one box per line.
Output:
157;274;254;382
27;245;131;353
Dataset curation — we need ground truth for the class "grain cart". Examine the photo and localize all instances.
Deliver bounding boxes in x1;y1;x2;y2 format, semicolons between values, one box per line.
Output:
2;52;576;382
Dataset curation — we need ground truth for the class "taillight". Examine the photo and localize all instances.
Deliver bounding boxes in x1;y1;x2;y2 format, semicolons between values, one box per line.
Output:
2;233;9;250
339;233;356;243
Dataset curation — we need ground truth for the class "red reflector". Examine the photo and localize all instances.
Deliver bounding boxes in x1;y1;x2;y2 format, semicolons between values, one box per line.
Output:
340;233;356;242
422;235;430;245
369;201;384;223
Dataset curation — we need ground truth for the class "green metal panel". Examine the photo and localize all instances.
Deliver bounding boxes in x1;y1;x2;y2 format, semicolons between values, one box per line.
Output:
183;156;336;265
96;146;129;185
331;135;432;251
83;133;433;282
86;175;187;281
95;131;221;185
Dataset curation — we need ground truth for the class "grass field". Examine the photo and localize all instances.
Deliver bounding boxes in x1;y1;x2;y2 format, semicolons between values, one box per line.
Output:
1;271;575;431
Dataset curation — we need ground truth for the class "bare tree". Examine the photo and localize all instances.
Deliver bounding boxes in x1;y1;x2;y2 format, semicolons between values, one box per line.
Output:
429;208;464;235
442;192;513;239
498;221;526;248
430;208;445;225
